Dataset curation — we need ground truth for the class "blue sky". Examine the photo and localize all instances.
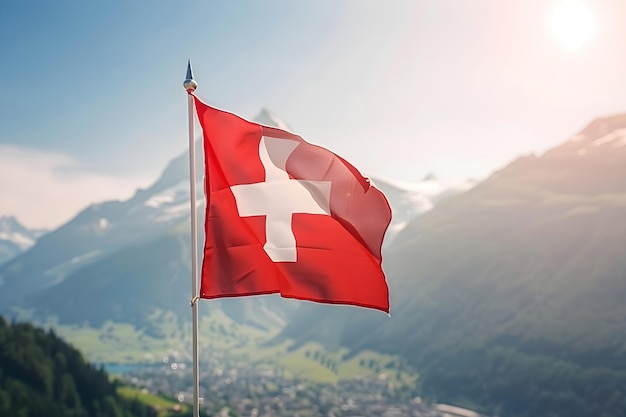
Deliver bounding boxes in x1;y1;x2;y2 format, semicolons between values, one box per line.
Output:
2;0;626;227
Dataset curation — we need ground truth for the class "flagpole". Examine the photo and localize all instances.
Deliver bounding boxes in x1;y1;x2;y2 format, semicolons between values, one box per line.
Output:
183;60;201;417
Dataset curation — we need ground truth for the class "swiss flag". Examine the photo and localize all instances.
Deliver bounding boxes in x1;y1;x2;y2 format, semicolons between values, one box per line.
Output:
194;96;391;313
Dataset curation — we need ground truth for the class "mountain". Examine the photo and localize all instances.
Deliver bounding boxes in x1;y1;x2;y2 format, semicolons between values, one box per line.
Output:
0;110;467;331
0;215;43;266
0;153;201;310
254;108;293;131
280;114;626;416
0;137;282;327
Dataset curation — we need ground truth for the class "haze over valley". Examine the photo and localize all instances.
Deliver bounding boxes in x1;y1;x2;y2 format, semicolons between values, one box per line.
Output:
2;1;626;416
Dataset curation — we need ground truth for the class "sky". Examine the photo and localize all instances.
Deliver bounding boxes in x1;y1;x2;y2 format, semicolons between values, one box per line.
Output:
2;0;626;228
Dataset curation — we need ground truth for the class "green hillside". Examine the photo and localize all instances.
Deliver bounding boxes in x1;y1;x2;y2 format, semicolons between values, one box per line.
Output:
0;316;158;417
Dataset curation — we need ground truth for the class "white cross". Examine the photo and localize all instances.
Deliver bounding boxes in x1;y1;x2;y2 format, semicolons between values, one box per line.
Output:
230;136;332;262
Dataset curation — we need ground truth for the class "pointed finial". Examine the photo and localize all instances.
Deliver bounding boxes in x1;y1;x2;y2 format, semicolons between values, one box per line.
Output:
183;60;198;93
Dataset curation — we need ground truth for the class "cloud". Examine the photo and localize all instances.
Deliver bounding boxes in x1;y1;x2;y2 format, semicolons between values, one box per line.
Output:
0;145;152;229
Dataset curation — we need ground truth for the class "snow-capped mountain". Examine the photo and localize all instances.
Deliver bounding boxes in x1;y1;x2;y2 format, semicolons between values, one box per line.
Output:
370;176;475;244
0;215;43;266
254;108;293;132
0;162;205;310
0;109;471;327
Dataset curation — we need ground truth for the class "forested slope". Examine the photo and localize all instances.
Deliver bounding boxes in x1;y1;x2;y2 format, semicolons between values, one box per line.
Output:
0;316;154;417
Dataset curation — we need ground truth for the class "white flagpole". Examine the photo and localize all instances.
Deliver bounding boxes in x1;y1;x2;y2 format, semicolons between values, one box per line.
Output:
183;60;201;417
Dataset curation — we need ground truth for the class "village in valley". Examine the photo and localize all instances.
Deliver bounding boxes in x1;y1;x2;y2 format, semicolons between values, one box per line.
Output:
121;354;481;417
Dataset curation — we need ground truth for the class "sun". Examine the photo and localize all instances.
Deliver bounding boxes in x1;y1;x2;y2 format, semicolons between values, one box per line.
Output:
546;0;596;51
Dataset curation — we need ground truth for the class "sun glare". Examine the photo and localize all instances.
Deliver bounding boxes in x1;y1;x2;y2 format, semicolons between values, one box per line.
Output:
547;0;595;51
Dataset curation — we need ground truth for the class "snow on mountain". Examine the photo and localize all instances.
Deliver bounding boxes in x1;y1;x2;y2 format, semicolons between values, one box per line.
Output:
0;215;36;249
0;107;474;322
370;176;476;243
0;152;204;307
591;128;626;148
0;229;34;251
559;114;626;157
0;215;41;265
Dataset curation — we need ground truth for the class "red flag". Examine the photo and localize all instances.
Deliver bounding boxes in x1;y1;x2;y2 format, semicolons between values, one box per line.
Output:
194;96;391;313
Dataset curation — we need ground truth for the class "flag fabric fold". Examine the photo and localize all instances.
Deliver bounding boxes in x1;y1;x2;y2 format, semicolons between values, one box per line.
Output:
194;96;392;313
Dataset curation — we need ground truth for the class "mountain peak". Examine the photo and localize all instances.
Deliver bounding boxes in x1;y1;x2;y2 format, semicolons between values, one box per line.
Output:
572;113;626;143
0;215;28;235
253;108;292;131
0;215;38;263
537;113;626;171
